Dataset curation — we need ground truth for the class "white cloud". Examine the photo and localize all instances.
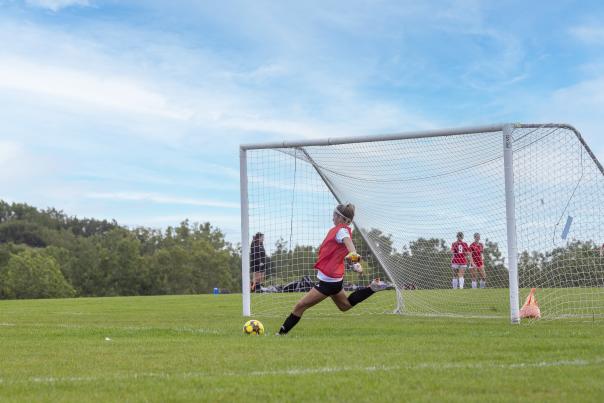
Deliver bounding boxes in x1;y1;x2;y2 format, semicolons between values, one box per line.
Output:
0;57;193;120
570;25;604;45
8;1;596;239
85;192;239;209
0;140;57;185
0;140;21;166
25;0;90;12
0;15;437;146
535;75;604;155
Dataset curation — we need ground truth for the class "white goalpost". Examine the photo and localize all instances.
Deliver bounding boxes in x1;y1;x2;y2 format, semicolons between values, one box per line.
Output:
240;123;604;322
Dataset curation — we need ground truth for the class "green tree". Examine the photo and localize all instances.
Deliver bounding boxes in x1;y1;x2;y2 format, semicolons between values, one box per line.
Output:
94;228;147;296
147;246;194;294
0;249;75;299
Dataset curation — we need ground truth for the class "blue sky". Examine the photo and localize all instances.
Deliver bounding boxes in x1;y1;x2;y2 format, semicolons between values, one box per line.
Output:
1;0;603;242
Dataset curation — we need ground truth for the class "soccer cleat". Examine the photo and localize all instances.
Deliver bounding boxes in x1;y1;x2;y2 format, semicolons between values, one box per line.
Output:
369;278;388;292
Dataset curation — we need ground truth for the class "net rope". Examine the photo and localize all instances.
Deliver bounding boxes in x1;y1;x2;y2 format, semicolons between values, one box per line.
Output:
245;125;604;319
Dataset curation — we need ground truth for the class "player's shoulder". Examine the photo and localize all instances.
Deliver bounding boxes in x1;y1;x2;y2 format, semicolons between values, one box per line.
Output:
335;225;351;235
338;224;352;232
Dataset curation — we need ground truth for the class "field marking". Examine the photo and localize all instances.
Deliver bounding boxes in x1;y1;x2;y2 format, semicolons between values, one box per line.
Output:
1;357;602;386
249;357;604;376
0;322;224;334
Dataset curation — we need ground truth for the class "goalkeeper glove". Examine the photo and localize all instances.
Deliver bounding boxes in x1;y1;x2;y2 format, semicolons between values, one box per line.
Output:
345;252;361;263
345;252;363;273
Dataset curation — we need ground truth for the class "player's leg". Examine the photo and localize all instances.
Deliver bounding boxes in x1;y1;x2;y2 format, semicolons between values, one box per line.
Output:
331;289;353;311
278;287;328;335
458;267;465;289
254;271;263;292
470;265;478;289
292;287;327;316
451;266;459;289
478;266;486;288
331;279;387;311
251;271;257;292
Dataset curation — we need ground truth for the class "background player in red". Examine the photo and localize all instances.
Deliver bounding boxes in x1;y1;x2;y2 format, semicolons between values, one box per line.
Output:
451;231;470;289
469;232;486;289
277;203;387;335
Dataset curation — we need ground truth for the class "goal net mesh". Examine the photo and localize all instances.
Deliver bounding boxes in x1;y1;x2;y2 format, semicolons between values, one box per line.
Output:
244;125;604;319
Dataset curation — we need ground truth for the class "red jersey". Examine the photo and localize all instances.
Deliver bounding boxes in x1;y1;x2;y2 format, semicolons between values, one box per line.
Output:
451;241;469;265
314;224;352;278
469;241;484;267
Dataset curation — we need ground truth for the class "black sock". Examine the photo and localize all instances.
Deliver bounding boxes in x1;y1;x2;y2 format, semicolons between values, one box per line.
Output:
348;287;375;306
279;313;301;334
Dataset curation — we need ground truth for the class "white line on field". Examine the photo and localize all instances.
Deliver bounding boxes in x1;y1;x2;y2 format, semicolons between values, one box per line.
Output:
1;357;602;385
249;357;604;376
0;323;223;334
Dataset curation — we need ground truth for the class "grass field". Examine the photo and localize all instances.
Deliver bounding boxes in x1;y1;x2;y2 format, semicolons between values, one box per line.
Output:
1;293;603;402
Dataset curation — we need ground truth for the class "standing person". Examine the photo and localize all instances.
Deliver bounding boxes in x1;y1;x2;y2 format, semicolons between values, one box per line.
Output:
451;232;470;289
469;233;486;289
250;232;267;292
277;204;387;335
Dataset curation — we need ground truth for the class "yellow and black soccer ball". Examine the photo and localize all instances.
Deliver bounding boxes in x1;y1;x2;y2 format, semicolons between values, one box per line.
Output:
243;319;265;335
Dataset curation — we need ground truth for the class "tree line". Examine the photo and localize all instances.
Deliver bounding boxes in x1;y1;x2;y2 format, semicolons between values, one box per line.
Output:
1;199;602;299
264;229;510;289
263;227;604;289
0;201;241;299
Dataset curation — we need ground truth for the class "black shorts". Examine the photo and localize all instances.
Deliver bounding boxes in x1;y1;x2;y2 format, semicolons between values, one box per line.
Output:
314;280;344;296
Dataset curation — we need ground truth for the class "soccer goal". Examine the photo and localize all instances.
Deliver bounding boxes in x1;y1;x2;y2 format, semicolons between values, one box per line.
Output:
240;124;604;322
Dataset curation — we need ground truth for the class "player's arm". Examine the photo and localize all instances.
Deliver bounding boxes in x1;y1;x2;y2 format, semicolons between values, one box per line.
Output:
343;237;362;262
343;236;356;255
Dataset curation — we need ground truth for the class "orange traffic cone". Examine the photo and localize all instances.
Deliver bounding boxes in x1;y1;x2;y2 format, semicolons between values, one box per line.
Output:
519;288;541;319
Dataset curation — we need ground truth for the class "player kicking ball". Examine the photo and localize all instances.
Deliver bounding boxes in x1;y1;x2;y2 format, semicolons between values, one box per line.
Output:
277;203;387;335
450;231;470;289
469;232;486;288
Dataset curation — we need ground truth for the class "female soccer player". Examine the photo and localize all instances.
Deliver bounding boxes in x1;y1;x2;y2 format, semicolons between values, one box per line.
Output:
250;232;267;292
451;231;470;289
469;232;486;288
277;204;387;335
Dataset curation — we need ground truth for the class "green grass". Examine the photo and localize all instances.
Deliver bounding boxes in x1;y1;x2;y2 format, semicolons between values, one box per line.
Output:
1;294;603;402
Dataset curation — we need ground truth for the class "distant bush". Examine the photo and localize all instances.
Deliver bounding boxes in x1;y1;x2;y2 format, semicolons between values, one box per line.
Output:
0;249;76;299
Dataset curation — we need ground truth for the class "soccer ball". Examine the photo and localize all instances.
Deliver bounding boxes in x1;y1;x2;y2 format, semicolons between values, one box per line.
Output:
243;319;265;335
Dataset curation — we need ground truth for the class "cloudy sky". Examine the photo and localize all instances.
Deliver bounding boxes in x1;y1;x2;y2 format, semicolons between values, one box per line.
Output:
1;0;603;241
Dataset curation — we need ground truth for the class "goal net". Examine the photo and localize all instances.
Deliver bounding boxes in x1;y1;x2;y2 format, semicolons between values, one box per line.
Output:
240;124;604;321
